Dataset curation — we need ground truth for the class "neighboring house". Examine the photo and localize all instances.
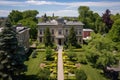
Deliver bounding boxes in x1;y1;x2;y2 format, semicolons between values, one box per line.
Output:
0;26;30;53
83;29;93;40
16;26;30;53
37;19;84;45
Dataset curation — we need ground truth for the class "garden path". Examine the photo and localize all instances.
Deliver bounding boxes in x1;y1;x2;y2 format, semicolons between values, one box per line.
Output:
57;46;64;80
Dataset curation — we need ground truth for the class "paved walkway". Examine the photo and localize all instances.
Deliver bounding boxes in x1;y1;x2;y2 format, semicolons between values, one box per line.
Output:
57;46;64;80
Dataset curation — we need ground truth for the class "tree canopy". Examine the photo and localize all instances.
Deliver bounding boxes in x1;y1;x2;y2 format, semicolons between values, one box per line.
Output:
8;10;39;39
78;6;105;34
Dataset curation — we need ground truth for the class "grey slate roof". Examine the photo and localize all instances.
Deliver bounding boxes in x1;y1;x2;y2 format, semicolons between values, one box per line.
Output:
37;22;58;26
37;20;84;26
65;21;84;26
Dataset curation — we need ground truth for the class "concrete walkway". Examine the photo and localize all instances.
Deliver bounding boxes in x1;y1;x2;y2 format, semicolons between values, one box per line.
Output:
57;46;64;80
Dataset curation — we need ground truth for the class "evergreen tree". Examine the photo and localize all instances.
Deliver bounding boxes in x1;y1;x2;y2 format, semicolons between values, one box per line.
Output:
0;19;26;80
44;27;52;47
68;26;77;47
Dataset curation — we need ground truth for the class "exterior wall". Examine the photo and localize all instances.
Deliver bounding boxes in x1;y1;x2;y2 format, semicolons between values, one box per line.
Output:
37;24;83;45
83;31;92;38
17;28;30;53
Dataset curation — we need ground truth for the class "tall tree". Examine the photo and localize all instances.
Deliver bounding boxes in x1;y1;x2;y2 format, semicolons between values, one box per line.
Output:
108;19;120;42
68;26;77;47
8;10;23;25
78;6;105;34
102;9;113;33
0;19;26;80
44;27;53;47
8;10;39;39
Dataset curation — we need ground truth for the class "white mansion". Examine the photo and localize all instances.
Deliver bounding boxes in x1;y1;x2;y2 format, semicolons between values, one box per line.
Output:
37;19;84;45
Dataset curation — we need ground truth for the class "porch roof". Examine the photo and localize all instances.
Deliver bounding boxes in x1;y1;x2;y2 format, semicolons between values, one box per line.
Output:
55;35;64;38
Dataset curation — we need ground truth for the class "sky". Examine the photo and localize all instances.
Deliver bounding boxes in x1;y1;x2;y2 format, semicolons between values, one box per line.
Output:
0;0;120;17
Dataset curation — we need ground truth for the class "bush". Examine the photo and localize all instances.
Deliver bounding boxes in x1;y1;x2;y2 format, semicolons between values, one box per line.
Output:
45;47;54;61
78;54;88;64
68;50;77;61
38;68;50;80
75;69;87;80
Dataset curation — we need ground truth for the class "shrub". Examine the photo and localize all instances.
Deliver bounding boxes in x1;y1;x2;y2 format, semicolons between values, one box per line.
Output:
38;68;50;80
45;47;54;61
68;51;77;61
75;69;87;80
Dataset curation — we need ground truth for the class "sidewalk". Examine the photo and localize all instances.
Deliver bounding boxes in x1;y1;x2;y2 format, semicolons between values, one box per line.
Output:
57;46;64;80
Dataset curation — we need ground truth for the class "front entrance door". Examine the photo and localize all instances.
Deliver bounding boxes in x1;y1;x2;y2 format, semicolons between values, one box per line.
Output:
58;39;61;45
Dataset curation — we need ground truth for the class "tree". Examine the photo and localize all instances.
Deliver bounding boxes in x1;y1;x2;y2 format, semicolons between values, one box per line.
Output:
8;10;39;39
22;10;38;23
45;47;53;61
78;6;105;34
75;69;87;80
78;6;90;28
102;9;113;33
8;10;23;25
68;47;77;61
68;26;77;47
0;19;26;80
108;19;120;42
18;18;37;39
44;27;53;47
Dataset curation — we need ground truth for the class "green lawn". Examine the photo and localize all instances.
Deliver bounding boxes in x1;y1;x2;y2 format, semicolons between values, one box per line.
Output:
24;51;46;75
80;64;109;80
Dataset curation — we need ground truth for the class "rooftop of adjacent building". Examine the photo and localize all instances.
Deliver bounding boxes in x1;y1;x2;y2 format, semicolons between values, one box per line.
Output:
37;18;84;26
0;24;29;33
83;29;93;31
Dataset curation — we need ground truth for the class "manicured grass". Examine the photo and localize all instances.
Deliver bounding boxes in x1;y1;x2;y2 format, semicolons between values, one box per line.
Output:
24;51;46;75
80;64;109;80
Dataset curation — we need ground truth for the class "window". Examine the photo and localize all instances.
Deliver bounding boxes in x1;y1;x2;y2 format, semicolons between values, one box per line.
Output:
40;29;42;35
51;29;54;34
58;29;62;35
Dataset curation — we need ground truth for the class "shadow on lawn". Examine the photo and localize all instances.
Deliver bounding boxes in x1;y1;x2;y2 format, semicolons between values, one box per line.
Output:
20;74;39;80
